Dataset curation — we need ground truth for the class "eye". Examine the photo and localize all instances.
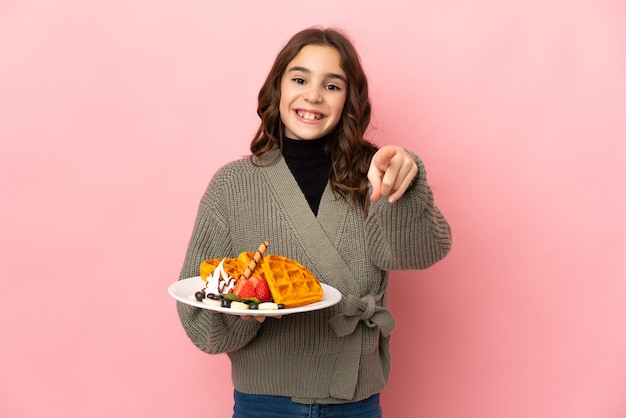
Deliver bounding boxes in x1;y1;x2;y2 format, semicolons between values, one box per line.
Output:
292;77;306;85
325;84;341;91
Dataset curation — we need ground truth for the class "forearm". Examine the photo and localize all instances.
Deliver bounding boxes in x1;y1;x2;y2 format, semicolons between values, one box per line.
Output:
366;153;452;270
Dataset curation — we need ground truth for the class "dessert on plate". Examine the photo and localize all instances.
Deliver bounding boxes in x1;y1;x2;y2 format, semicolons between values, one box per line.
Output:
193;242;324;311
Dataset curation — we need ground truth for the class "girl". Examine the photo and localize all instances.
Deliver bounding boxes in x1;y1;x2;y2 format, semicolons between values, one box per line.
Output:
177;27;452;417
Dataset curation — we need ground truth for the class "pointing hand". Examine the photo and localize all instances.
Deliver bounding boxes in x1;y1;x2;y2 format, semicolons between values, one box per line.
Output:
368;145;418;204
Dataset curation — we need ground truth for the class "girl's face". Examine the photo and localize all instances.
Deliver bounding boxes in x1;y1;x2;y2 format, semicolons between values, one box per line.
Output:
279;45;347;140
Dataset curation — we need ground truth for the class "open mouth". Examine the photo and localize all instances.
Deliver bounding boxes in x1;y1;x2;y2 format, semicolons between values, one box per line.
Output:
296;109;324;121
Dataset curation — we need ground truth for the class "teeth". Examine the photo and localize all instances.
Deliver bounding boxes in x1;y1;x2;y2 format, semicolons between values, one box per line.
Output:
297;110;322;120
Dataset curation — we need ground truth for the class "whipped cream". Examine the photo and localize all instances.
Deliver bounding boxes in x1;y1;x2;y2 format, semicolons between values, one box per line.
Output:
204;258;237;295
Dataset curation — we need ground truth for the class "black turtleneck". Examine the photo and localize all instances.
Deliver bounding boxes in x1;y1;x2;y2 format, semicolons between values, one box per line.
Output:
282;136;331;216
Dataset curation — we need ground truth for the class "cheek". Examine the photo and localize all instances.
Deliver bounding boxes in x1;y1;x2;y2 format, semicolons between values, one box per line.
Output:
278;102;288;126
278;94;289;117
279;85;294;111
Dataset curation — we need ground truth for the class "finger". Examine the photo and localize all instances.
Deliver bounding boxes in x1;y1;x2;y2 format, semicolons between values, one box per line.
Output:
388;157;415;191
387;162;418;204
377;147;412;199
367;164;383;202
375;146;397;169
378;158;402;198
368;147;397;202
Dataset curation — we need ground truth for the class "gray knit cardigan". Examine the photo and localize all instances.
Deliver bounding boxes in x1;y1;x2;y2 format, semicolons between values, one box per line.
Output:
177;149;452;404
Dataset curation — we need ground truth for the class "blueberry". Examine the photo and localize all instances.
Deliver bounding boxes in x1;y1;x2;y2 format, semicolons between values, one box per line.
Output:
194;291;205;301
248;302;259;310
221;299;232;308
206;293;220;300
277;304;285;309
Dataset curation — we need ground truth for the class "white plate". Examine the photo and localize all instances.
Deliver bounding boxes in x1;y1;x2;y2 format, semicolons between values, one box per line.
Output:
168;276;342;316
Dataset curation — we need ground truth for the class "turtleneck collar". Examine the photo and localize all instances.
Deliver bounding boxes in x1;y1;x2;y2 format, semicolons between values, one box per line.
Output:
282;135;330;159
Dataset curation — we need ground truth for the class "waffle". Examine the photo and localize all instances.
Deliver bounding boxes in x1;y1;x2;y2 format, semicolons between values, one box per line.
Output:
199;257;240;280
238;252;323;308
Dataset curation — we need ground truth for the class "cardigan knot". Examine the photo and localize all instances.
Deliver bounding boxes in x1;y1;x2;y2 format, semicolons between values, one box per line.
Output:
329;293;396;338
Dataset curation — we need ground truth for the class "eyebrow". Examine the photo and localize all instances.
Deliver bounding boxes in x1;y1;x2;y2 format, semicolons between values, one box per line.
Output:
287;66;347;84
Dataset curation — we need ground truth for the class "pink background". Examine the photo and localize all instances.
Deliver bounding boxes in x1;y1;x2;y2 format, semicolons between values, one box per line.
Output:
1;1;625;417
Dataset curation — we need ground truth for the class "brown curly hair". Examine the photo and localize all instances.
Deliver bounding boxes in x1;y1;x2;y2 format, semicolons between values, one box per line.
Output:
250;27;378;212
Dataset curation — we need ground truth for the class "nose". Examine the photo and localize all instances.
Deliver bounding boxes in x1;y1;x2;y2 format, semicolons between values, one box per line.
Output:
304;85;323;103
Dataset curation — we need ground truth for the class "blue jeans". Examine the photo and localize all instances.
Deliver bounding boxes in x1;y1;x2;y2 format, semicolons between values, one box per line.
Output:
233;390;382;418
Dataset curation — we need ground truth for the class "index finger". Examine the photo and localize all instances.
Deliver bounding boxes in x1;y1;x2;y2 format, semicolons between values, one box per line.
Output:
368;147;398;202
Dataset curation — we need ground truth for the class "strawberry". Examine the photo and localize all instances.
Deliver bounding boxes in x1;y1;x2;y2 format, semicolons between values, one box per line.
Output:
236;280;256;299
254;278;272;302
248;276;260;288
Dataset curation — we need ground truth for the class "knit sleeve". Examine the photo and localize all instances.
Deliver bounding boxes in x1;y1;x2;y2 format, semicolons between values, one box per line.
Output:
176;302;262;354
365;151;452;270
176;165;263;354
